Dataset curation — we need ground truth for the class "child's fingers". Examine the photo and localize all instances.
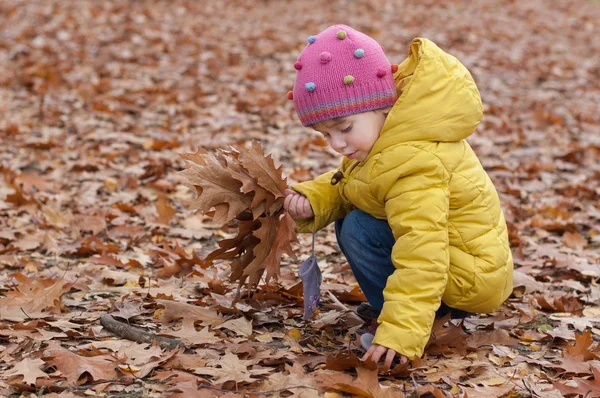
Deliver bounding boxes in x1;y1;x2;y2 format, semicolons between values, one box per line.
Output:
283;194;293;212
293;195;304;217
362;344;388;366
283;190;311;220
289;194;300;216
302;198;313;218
383;349;397;370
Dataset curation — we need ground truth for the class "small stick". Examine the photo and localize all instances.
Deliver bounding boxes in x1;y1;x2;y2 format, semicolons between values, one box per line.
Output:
99;315;183;350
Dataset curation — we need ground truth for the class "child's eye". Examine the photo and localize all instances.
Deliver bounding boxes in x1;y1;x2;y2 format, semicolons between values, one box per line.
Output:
341;125;353;133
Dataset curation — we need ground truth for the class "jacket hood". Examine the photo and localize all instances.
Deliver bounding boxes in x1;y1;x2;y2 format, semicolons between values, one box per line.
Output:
370;38;483;154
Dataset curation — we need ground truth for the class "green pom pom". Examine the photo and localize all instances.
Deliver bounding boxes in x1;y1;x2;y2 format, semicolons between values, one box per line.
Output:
343;75;355;85
336;30;347;39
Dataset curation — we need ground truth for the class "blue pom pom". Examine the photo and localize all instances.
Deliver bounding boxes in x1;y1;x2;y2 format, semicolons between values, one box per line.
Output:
305;82;316;92
308;36;316;44
354;49;365;58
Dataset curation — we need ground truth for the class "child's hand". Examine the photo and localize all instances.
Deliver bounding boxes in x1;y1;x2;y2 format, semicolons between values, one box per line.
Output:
283;189;314;220
362;344;408;371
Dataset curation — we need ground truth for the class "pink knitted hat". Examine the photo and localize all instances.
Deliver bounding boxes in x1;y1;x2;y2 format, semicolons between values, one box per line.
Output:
289;25;398;127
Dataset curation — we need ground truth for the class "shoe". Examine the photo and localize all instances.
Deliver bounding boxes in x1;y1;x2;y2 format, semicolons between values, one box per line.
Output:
356;302;381;322
436;302;472;319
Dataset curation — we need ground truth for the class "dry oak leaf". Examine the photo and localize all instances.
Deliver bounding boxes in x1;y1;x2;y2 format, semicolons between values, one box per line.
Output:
459;384;515;398
552;365;600;397
111;298;146;320
4;357;50;385
0;275;69;321
150;370;208;398
162;353;208;372
258;362;319;398
161;321;222;346
567;329;600;360
222;152;273;216
535;294;583;313
563;231;588;250
156;299;224;327
154;194;176;225
425;315;469;350
243;215;279;286
237;141;287;199
43;341;119;383
193;352;272;387
179;151;251;226
465;329;519;349
118;347;179;379
512;270;544;294
314;367;400;398
546;329;600;375
263;212;298;283
215;317;253;337
180;143;297;289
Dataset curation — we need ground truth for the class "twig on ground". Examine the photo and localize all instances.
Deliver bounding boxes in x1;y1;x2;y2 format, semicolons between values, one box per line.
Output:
99;314;183;350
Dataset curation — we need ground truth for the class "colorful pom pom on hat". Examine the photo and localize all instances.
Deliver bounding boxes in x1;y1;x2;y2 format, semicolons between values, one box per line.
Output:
291;25;398;126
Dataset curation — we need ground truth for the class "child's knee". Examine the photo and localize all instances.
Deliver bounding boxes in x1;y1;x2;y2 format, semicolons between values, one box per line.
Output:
337;210;369;244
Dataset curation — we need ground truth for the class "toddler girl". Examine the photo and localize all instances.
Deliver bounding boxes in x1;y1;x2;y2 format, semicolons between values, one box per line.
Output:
283;25;513;369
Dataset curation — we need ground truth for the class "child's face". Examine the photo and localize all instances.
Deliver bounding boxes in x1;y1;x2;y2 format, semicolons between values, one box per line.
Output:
312;110;388;162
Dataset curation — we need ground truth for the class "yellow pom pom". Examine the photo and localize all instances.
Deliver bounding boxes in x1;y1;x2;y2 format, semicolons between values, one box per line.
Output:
343;75;355;85
336;30;347;39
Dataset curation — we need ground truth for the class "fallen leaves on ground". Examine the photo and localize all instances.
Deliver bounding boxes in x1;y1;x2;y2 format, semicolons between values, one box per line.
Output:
1;0;600;396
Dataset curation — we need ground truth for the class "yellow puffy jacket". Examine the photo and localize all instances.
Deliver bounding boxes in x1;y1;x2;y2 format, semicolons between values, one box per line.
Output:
293;38;513;358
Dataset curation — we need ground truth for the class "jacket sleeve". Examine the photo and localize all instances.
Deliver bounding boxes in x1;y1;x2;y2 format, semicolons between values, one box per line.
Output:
370;147;450;359
291;169;354;233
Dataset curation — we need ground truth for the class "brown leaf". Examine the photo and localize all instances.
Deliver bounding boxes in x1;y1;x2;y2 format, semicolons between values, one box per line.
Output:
566;329;599;361
215;317;253;337
193;352;271;387
259;362;319;397
512;270;544;294
154;194;176;225
237;141;287;199
552;365;600;397
459;385;515;398
545;330;598;375
0;276;69;321
77;215;108;236
416;385;447;398
180;151;251;225
91;252;127;268
426;315;469;353
161;321;221;346
111;298;146;320
4;357;50;385
2;169;37;207
243;215;279;286
222;152;275;214
156;299;224;327
263;213;298;283
325;351;362;372
535;294;583;314
314;367;401;397
563;231;588;250
466;329;519;349
43;341;119;383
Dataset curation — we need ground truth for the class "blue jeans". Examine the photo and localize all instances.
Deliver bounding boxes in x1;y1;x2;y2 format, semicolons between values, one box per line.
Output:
335;209;467;318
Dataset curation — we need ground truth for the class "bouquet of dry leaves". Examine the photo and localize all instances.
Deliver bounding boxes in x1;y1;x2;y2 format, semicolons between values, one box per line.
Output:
179;141;298;293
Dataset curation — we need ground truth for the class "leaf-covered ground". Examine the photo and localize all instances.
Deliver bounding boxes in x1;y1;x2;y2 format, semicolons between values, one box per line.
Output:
1;0;600;396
